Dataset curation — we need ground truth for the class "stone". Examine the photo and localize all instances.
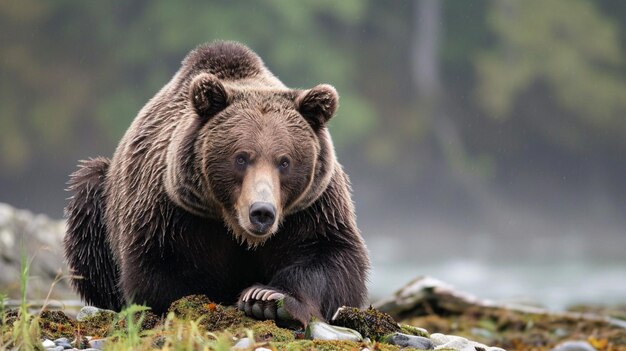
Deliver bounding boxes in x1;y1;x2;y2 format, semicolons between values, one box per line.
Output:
233;337;253;349
77;306;103;321
383;332;434;349
53;337;72;349
550;341;597;351
0;203;74;300
429;333;504;351
88;338;106;350
42;339;56;348
305;320;363;341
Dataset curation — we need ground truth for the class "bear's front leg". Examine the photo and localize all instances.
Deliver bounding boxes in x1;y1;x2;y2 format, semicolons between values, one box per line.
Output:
237;284;319;328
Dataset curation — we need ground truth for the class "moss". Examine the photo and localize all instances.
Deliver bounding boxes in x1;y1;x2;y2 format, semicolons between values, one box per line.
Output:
250;320;295;342
269;339;414;351
78;309;116;337
168;294;252;331
399;324;429;338
332;306;400;341
270;340;367;351
115;310;161;332
4;309;19;327
38;310;76;339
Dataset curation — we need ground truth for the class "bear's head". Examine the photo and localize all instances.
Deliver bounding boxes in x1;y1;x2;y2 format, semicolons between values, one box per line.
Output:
165;70;339;247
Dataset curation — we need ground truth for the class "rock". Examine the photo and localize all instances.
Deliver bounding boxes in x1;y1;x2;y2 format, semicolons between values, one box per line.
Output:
0;203;75;300
373;276;494;319
550;341;597;351
42;339;56;348
305;320;363;341
382;332;434;349
45;346;64;351
88;338;106;350
77;306;105;321
430;333;504;351
233;337;253;349
53;337;73;349
254;348;272;351
331;306;401;341
399;323;429;337
374;275;626;329
41;339;57;349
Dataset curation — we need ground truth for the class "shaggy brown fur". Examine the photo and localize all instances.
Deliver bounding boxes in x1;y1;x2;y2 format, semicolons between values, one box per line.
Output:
64;41;370;326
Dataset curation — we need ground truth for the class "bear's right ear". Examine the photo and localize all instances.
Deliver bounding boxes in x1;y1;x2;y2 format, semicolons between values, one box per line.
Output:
189;73;229;120
296;84;338;131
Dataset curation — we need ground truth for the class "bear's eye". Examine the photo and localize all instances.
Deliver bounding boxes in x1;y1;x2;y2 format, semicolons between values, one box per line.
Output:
235;155;248;169
279;158;290;170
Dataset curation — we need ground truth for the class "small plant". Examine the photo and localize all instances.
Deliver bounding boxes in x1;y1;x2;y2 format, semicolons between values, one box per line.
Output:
10;251;42;351
1;292;9;349
105;304;154;351
157;312;234;351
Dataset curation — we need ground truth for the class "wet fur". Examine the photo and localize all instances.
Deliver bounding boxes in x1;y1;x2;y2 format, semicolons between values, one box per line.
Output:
64;41;369;321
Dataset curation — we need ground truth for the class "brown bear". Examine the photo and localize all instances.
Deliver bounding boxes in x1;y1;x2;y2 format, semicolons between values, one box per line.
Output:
64;41;370;326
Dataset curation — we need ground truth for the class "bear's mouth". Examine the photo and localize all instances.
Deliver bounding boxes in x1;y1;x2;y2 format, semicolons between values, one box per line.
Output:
238;223;278;248
223;207;278;248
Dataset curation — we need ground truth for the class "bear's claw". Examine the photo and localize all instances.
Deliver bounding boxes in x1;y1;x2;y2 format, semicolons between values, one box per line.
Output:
238;286;300;328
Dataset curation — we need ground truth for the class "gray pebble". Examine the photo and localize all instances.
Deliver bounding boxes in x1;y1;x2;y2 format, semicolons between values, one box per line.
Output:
54;337;72;349
45;346;64;351
88;338;106;350
550;341;597;351
383;332;435;350
76;306;102;321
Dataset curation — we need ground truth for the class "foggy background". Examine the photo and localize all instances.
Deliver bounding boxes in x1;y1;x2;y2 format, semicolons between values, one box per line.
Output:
1;1;625;309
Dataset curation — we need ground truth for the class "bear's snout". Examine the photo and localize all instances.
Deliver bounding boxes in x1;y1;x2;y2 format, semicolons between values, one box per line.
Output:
249;202;276;234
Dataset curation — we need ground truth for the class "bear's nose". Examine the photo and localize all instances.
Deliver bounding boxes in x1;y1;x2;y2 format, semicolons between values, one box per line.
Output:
249;202;276;233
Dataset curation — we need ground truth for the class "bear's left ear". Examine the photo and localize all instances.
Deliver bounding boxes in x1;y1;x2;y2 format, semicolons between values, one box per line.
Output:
189;73;230;121
296;84;338;130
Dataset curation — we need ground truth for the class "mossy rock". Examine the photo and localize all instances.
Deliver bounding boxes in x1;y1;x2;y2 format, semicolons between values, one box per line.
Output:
399;324;429;338
78;309;116;337
168;294;253;331
38;310;76;340
248;320;296;342
115;310;161;333
332;306;401;341
3;309;20;327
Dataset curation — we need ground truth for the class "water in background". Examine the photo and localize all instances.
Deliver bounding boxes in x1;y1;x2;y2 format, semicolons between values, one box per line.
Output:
369;257;626;310
363;214;626;310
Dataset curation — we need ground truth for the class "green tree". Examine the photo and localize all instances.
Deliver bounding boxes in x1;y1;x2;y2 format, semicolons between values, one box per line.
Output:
475;0;626;150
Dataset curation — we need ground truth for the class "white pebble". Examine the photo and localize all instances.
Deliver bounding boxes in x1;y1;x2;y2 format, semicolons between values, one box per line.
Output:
233;337;253;349
42;339;56;348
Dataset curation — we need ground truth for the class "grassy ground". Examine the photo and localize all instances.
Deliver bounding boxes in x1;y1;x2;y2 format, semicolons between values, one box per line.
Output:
2;256;625;350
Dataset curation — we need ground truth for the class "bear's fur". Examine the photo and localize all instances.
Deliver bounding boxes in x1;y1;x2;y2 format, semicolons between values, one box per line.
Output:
64;41;369;325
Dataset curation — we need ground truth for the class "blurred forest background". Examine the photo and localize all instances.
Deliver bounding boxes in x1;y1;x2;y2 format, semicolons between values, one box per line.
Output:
1;0;625;308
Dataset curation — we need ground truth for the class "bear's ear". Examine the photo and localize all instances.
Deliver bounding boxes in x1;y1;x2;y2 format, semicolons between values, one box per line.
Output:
189;73;229;120
296;84;338;130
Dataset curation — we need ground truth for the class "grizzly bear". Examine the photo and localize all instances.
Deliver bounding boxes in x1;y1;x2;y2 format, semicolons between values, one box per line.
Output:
64;41;370;326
